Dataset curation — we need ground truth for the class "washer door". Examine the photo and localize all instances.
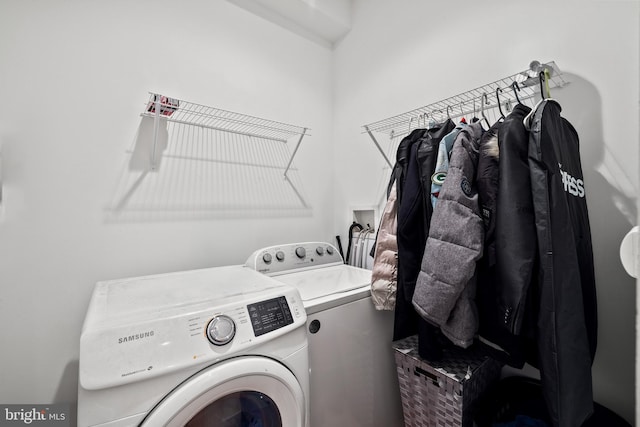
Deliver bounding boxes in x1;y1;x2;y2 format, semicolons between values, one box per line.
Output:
142;356;305;426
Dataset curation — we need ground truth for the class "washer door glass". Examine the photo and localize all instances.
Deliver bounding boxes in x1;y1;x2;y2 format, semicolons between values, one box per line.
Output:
141;357;305;427
186;391;281;426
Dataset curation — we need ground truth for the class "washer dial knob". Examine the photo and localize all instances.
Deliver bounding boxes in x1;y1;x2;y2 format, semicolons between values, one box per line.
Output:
262;253;272;264
316;246;324;256
206;315;236;346
276;251;285;261
295;247;306;259
326;246;334;255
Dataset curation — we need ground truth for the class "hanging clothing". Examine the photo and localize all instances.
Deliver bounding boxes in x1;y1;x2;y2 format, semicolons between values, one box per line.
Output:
371;84;597;427
525;99;597;427
495;104;539;336
394;120;455;344
476;104;536;368
430;121;467;208
476;121;502;268
390;129;428;341
412;121;484;348
370;181;398;310
368;128;425;313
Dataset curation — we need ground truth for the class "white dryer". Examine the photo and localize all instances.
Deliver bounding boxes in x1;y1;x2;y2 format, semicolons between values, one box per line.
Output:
245;242;404;427
78;265;309;427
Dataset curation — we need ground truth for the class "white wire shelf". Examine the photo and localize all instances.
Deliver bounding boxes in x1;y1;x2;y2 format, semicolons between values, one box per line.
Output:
141;93;310;143
107;93;313;218
362;60;568;168
363;61;567;135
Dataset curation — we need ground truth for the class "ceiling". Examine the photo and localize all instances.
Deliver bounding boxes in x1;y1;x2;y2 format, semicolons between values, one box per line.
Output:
227;0;352;48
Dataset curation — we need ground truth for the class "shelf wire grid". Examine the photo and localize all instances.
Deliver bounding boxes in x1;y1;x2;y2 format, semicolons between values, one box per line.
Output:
105;94;312;220
142;93;310;142
363;61;567;137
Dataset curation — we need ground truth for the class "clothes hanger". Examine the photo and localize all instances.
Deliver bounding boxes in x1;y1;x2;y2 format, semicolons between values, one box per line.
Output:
480;93;491;128
511;81;522;104
459;102;467;123
496;87;505;120
472;98;479;123
524;69;555;129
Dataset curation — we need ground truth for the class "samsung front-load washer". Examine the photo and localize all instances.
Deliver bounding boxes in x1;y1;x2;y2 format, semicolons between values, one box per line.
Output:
245;242;404;427
78;265;309;427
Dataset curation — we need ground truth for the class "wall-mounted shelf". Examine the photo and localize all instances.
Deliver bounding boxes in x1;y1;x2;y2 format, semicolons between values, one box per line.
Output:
363;61;568;168
142;93;309;175
106;94;312;221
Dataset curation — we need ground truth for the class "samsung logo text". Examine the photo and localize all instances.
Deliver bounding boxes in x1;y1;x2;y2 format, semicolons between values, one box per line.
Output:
118;331;154;344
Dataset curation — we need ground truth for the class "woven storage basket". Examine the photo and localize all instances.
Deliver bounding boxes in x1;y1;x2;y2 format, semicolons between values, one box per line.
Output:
393;335;502;427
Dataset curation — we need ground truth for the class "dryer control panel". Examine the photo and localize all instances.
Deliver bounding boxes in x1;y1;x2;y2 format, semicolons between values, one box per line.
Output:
245;242;344;276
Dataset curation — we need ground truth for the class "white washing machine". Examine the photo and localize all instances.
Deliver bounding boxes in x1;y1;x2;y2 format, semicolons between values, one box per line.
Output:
245;242;404;427
78;265;309;427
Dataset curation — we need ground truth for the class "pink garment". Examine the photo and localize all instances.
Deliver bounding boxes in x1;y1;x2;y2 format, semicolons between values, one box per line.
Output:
371;182;398;310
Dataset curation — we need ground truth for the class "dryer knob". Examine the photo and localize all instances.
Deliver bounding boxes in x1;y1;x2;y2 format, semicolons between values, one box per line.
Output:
206;315;236;346
276;251;285;262
262;253;273;264
295;247;306;259
316;246;324;256
326;246;334;255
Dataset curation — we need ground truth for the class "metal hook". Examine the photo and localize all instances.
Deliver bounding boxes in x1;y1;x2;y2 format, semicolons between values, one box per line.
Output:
446;105;452;120
539;71;549;100
511;81;522;104
496;87;505;119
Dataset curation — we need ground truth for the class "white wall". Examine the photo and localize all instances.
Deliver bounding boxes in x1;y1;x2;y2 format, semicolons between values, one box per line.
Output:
1;0;638;423
333;0;638;423
0;0;334;410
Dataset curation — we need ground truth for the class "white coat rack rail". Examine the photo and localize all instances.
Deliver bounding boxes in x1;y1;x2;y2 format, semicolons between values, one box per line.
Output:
362;61;568;168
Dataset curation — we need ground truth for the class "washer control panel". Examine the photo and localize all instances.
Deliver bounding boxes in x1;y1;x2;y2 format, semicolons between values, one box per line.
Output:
80;283;306;390
247;296;294;337
245;242;344;276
